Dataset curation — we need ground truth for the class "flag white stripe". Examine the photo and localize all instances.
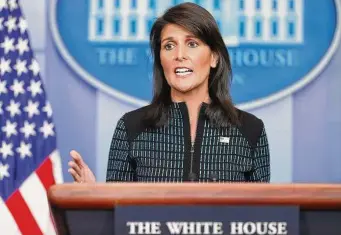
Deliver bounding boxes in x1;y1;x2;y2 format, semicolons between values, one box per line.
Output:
19;173;50;234
50;150;63;184
0;198;22;235
45;216;57;235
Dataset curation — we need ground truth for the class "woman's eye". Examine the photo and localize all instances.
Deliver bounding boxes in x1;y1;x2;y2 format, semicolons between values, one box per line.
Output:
164;44;174;50
188;41;198;48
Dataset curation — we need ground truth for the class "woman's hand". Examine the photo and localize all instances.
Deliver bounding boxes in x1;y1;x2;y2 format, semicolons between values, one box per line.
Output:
68;150;96;183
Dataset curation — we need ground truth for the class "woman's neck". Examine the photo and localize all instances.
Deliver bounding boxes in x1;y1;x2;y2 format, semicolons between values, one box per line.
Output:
171;88;210;106
171;88;210;125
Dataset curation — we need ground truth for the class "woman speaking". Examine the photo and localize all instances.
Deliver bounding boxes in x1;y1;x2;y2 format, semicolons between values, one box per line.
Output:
68;2;270;183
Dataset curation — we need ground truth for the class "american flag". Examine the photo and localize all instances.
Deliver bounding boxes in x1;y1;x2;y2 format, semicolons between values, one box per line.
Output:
0;0;63;234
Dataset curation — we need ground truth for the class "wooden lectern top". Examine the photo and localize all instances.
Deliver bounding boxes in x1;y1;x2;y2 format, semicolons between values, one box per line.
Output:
47;183;341;210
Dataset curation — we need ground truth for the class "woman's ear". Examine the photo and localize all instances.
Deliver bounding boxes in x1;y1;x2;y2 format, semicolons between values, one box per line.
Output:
210;52;218;68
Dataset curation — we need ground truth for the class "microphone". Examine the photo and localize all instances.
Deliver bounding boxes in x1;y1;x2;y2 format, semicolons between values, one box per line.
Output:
209;173;218;182
188;172;197;181
188;172;218;182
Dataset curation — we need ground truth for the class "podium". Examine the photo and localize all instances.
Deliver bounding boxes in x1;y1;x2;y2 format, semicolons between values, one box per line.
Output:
47;183;341;235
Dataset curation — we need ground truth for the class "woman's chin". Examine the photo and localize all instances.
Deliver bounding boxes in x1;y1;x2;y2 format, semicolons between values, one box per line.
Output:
171;85;196;93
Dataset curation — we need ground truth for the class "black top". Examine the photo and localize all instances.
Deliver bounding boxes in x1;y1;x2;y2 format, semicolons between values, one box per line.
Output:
106;102;270;182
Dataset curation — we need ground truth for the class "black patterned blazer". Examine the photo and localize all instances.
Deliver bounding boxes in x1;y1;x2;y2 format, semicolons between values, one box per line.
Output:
106;102;270;182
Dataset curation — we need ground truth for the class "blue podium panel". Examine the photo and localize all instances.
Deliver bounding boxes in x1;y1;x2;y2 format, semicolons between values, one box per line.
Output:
63;209;341;235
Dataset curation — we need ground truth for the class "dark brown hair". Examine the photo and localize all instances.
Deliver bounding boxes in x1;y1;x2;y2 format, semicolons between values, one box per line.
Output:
144;2;239;127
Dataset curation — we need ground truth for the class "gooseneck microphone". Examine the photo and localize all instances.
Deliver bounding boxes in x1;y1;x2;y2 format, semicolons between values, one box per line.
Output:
188;172;197;181
209;173;218;182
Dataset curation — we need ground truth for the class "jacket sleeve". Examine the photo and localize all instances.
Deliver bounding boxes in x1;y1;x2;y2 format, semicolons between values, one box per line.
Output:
249;125;271;182
106;117;135;182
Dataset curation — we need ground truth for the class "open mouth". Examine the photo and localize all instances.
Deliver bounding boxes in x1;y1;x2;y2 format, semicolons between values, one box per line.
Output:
174;67;193;77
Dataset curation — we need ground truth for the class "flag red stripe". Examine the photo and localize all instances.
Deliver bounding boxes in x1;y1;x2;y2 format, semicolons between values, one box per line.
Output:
6;190;43;235
36;157;55;190
37;156;58;234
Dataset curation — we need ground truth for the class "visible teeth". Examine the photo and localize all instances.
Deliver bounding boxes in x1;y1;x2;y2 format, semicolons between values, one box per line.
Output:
175;68;193;76
176;71;192;76
175;68;192;73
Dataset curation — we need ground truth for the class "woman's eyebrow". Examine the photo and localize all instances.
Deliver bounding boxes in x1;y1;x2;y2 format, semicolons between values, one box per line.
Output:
161;35;197;44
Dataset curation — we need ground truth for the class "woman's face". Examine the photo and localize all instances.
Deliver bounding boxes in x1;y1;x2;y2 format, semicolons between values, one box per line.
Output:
160;24;217;96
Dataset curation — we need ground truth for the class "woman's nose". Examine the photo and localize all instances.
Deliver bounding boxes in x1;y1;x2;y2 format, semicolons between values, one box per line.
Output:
174;46;187;61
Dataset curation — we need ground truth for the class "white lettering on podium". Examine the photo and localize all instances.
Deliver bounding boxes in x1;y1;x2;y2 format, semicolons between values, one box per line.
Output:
126;221;161;234
126;221;224;234
230;222;288;235
166;222;223;234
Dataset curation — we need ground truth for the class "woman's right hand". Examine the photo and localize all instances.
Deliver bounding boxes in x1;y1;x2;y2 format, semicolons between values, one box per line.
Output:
68;150;96;183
